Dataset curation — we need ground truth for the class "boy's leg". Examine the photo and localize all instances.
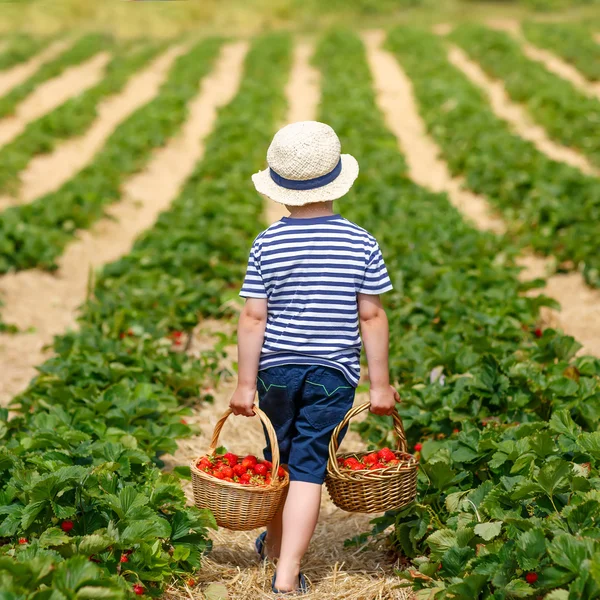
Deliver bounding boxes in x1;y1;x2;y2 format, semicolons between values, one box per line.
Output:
265;465;288;558
274;481;322;591
275;366;355;591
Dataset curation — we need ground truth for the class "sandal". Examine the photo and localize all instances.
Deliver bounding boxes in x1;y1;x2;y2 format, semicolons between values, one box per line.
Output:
255;530;268;560
271;572;309;595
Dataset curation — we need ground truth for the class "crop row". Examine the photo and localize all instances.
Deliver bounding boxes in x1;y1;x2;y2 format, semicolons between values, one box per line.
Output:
0;33;291;598
0;33;55;71
0;38;223;274
386;26;600;288
316;29;600;599
0;39;166;194
0;33;111;119
450;24;600;168
522;21;600;82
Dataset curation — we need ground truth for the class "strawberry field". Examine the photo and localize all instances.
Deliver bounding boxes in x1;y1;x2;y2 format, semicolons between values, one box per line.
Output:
0;15;599;600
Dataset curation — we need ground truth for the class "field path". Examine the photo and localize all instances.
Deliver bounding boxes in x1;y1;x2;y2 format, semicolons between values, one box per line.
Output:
446;44;599;177
487;21;600;99
164;40;412;600
0;41;248;405
13;45;187;206
363;30;600;357
0;39;71;97
0;51;110;149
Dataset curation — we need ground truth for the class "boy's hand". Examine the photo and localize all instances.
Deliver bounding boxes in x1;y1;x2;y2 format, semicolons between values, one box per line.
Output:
369;385;400;416
230;385;257;417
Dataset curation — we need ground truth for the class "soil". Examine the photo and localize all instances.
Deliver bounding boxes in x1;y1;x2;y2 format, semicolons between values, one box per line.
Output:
0;41;248;405
0;51;110;149
0;39;71;97
446;44;598;177
364;29;600;358
16;45;188;204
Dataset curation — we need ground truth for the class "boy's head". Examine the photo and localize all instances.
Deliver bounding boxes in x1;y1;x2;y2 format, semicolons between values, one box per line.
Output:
252;121;359;206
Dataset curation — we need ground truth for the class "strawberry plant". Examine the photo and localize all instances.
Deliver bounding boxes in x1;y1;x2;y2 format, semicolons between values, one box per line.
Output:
0;37;223;274
0;39;167;194
450;24;600;168
315;29;600;599
0;33;111;118
386;26;600;288
0;33;56;70
522;21;600;82
0;32;291;596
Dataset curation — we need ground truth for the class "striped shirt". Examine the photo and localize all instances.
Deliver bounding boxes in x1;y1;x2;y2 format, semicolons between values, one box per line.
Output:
239;214;393;386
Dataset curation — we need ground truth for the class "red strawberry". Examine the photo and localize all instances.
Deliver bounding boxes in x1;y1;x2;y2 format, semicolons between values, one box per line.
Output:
525;572;538;584
180;418;188;425
377;448;395;462
370;462;386;470
223;452;238;467
277;466;286;478
351;462;364;471
414;443;423;452
241;456;257;470
61;520;74;533
212;471;225;480
453;428;460;434
133;584;144;596
221;466;234;479
18;538;27;545
187;579;195;586
363;452;378;465
120;554;129;563
343;457;359;469
233;463;246;477
254;463;268;476
198;458;211;470
239;473;251;484
534;328;543;338
263;460;273;470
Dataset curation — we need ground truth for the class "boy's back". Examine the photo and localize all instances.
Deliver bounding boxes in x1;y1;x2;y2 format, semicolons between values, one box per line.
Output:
240;214;392;387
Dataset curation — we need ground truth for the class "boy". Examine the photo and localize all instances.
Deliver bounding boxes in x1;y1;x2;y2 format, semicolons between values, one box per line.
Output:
230;121;399;594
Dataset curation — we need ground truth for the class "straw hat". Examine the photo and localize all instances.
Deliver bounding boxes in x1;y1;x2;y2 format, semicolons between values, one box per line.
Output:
251;121;359;206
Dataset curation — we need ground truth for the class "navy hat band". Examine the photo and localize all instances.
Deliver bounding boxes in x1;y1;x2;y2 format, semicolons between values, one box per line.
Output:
269;158;342;191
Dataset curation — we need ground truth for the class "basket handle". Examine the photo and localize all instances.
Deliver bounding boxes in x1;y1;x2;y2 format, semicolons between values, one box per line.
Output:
207;405;280;484
327;401;408;477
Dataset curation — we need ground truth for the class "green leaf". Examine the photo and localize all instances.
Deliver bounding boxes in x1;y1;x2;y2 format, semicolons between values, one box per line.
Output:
537;460;571;498
504;578;534;598
474;521;502;541
172;466;191;480
516;528;546;571
548;534;589;574
78;534;114;555
549;410;581;437
544;591;569;600
39;527;71;548
426;529;457;556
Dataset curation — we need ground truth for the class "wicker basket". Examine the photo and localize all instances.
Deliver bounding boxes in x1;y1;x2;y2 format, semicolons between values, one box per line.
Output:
325;401;418;513
190;405;289;531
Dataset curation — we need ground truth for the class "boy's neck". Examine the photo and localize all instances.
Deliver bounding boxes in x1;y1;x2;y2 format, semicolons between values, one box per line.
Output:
285;201;335;219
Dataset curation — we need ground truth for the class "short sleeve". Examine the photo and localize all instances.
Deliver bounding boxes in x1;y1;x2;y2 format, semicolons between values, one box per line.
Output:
239;240;267;298
357;243;393;295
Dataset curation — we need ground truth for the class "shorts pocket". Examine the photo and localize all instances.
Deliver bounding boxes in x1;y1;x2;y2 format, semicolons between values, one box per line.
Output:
302;378;354;431
257;371;294;428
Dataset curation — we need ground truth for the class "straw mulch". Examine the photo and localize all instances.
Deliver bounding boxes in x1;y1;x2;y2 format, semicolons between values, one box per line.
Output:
162;320;415;600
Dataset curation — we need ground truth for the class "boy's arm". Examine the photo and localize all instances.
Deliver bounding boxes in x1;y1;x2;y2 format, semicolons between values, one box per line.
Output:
358;293;400;416
230;297;268;417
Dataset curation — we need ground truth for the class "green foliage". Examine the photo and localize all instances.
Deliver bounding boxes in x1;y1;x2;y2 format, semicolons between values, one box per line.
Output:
315;28;600;599
0;37;223;274
523;21;600;81
0;32;292;597
0;39;166;194
386;26;600;288
451;24;600;168
0;33;54;70
0;33;110;118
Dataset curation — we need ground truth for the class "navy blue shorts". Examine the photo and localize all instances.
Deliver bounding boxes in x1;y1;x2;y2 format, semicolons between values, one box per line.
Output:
257;364;356;485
